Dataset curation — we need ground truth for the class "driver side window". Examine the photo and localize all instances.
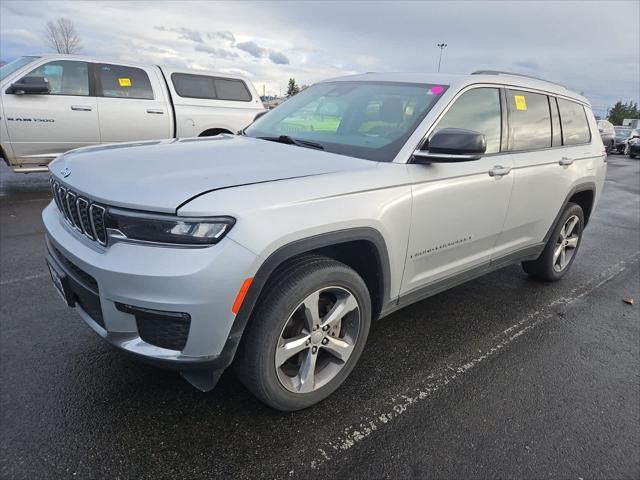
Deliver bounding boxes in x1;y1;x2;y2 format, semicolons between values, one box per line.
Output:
23;60;89;96
431;88;502;153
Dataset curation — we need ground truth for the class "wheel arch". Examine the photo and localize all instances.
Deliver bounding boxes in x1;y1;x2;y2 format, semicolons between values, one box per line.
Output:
199;128;234;137
228;228;391;352
543;182;597;245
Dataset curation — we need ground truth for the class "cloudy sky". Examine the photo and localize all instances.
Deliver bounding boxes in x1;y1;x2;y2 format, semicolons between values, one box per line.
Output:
1;0;638;116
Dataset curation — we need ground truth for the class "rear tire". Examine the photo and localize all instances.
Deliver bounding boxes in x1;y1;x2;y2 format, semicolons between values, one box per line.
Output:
234;255;371;411
522;202;584;282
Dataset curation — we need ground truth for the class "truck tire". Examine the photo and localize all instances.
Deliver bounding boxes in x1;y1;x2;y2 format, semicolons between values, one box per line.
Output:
522;202;584;282
234;255;371;411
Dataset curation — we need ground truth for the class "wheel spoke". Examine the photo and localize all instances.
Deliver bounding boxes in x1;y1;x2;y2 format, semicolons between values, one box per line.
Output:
553;244;563;265
302;290;321;331
566;236;579;249
560;248;567;269
322;336;354;362
297;349;318;393
559;225;566;239
565;216;579;237
321;293;358;328
276;334;310;367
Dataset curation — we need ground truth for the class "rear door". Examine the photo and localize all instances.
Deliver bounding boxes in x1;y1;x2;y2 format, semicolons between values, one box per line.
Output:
494;91;592;257
95;63;171;143
2;59;99;166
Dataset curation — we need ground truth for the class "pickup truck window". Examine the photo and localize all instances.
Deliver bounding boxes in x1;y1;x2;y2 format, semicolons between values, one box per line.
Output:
557;99;591;145
0;56;40;81
430;87;502;154
98;64;154;100
23;60;89;96
245;81;447;162
171;73;252;102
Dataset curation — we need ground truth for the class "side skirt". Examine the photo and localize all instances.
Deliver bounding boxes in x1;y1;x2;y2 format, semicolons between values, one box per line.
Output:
379;243;544;318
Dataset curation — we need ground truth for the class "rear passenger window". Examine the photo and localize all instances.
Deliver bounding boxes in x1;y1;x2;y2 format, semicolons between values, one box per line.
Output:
507;90;551;151
171;73;251;102
431;87;502;154
98;64;154;100
558;99;591;145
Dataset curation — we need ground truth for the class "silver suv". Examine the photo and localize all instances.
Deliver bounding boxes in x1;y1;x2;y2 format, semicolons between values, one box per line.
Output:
44;71;607;410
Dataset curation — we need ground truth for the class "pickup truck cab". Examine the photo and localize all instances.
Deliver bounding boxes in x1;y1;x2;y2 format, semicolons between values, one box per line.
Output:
0;55;264;172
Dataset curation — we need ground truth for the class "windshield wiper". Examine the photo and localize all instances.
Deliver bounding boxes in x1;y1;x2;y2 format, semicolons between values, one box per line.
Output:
257;135;325;150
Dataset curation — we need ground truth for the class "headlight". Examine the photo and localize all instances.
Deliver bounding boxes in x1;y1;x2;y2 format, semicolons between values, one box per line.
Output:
106;208;235;246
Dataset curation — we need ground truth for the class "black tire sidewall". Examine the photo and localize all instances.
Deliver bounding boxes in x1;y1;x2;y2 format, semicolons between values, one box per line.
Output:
237;259;371;411
539;203;585;281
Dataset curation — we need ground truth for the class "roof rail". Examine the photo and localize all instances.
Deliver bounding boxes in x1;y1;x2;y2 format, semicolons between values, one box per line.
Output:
471;70;567;89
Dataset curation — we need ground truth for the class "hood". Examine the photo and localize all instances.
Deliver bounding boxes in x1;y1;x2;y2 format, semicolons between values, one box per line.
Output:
49;135;374;213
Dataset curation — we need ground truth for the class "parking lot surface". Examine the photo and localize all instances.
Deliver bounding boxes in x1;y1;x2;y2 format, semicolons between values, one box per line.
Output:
1;155;638;479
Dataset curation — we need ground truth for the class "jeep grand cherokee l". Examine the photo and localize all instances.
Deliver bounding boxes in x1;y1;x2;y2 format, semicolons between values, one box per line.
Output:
44;71;606;411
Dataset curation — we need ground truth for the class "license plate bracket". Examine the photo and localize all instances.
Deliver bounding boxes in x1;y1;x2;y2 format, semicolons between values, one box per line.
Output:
47;261;74;307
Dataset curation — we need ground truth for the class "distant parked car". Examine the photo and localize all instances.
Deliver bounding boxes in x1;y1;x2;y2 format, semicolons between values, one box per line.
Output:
613;126;631;153
626;129;640;158
0;55;265;172
597;119;615;152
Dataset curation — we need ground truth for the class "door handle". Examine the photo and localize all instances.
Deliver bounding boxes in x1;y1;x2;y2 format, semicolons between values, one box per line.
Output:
559;157;574;166
70;105;92;111
488;165;512;177
146;109;164;114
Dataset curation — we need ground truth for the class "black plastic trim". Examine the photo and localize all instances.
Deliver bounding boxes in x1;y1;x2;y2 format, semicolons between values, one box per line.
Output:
542;182;597;240
381;243;544;317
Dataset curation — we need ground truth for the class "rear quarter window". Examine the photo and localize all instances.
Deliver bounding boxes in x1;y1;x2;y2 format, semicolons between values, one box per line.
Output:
172;73;252;102
558;99;591;145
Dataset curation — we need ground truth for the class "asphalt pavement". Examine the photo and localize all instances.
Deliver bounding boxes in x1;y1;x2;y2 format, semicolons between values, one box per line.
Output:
1;155;638;479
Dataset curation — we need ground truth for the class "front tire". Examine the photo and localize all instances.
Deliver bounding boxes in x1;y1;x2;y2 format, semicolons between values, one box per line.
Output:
522;202;584;282
234;256;371;411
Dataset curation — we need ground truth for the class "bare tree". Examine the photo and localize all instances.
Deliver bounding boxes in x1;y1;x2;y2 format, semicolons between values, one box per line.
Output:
44;18;82;54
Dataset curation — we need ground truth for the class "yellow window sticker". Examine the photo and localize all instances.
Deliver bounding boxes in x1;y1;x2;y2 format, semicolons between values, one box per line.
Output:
514;95;527;111
118;78;132;87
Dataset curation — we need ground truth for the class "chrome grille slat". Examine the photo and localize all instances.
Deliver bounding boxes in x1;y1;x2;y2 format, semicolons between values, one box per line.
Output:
89;204;107;246
50;176;108;247
66;191;82;232
76;198;94;240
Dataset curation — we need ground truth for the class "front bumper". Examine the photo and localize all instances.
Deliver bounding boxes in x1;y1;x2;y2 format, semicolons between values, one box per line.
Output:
43;202;260;372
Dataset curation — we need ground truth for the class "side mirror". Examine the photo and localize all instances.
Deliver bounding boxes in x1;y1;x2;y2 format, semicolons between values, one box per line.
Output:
413;128;486;163
7;76;50;95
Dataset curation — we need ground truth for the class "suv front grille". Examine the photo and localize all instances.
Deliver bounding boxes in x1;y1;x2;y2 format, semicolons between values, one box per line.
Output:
50;177;108;246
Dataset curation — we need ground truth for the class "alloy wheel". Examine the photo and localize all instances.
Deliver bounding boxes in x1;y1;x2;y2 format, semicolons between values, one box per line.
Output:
553;214;580;272
275;286;361;394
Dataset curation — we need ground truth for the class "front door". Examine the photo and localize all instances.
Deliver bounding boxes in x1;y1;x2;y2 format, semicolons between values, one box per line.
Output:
2;60;99;166
401;87;513;297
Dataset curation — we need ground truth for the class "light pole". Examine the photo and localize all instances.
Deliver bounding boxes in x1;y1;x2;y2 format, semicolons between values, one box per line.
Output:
437;43;447;72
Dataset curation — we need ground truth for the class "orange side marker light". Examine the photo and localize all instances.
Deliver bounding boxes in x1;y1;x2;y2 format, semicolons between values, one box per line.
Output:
231;277;253;315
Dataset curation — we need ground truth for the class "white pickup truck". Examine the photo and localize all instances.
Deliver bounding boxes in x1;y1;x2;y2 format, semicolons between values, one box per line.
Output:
0;55;265;172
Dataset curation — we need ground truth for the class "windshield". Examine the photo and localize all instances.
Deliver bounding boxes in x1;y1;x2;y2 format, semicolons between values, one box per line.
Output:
0;56;40;81
244;81;448;162
615;127;631;139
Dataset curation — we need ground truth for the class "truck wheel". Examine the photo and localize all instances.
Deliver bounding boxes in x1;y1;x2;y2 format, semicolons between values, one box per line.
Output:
522;202;584;282
234;255;371;411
